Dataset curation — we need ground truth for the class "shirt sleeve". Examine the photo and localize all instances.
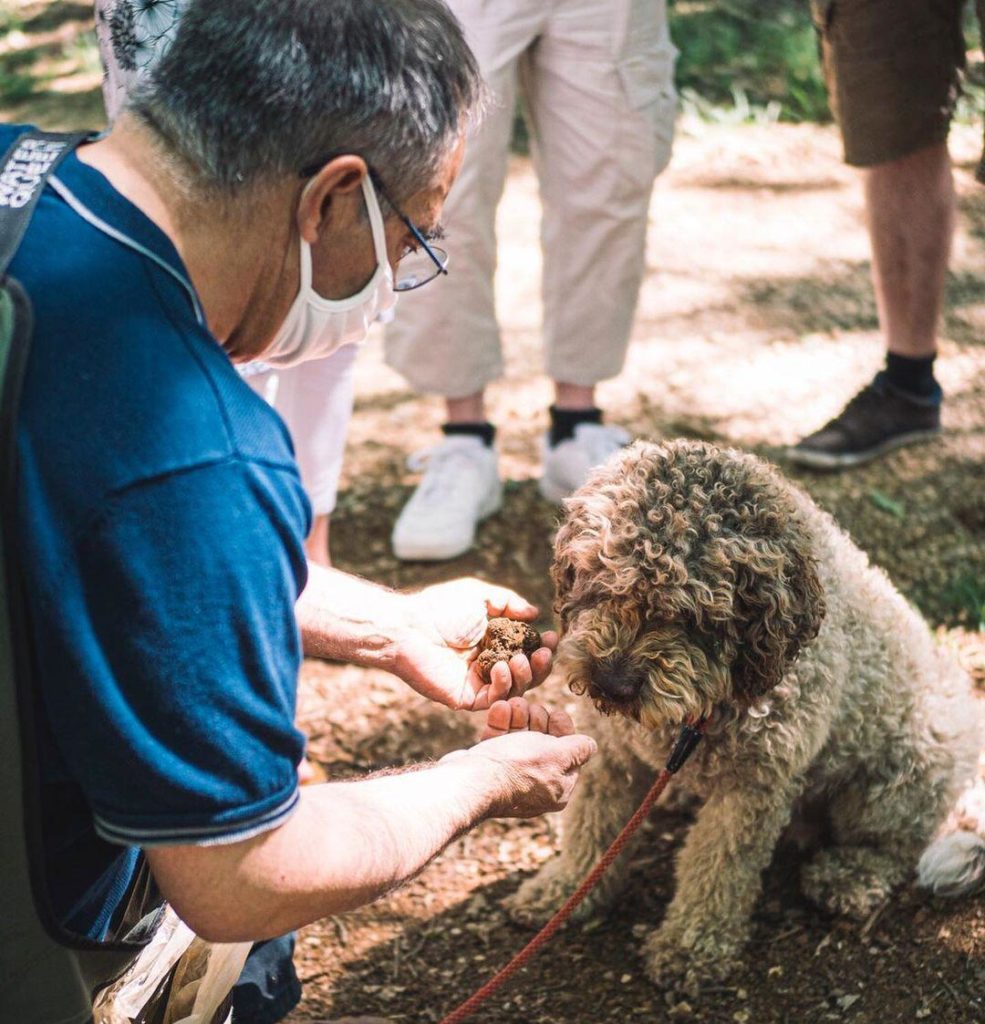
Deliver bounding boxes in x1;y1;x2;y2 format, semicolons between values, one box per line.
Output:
39;456;310;847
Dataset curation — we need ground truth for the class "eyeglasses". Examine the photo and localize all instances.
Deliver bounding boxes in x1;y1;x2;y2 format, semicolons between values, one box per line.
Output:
299;157;449;292
370;172;450;292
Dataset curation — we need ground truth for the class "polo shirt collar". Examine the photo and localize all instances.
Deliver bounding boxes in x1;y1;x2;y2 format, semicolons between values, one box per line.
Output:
56;141;189;283
50;140;208;328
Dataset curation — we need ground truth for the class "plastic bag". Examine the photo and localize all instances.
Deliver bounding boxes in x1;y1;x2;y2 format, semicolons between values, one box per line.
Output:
92;906;251;1024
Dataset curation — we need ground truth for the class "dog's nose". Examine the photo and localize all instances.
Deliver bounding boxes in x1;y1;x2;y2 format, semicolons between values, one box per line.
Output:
590;657;645;703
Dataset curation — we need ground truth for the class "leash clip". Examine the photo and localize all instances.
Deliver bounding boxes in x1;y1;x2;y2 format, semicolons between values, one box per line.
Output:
665;717;707;774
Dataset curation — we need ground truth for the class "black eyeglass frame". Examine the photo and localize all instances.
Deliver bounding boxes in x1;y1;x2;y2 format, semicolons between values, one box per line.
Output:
298;157;449;291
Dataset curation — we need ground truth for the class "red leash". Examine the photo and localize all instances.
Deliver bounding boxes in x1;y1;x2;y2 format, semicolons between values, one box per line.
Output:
437;718;708;1024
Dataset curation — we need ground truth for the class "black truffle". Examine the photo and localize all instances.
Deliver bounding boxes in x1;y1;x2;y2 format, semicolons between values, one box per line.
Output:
475;617;542;682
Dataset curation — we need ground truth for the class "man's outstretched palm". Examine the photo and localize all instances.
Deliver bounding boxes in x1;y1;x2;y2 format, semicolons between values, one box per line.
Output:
396;578;557;710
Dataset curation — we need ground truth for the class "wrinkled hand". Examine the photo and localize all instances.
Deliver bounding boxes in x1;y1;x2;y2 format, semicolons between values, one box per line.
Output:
466;726;596;819
441;697;593;818
480;696;575;740
392;578;557;711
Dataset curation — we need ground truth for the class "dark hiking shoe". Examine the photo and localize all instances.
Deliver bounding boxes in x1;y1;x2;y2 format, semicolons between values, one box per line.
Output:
788;371;942;470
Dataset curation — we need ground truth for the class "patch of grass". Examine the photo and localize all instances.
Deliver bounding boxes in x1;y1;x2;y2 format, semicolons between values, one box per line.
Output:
64;28;102;78
955;66;985;128
680;84;783;125
669;0;830;124
944;574;985;632
0;7;25;36
21;1;92;34
0;68;38;104
0;1;101;117
868;490;906;520
669;0;985;126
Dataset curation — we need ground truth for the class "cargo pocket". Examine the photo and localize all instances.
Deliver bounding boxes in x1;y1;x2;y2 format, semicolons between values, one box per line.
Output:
618;40;678;184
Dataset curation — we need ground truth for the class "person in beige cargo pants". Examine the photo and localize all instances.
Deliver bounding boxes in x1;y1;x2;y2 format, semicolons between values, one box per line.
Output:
387;0;677;560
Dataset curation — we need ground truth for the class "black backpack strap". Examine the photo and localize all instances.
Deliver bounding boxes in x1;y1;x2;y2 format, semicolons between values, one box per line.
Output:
0;129;90;279
0;128;147;1021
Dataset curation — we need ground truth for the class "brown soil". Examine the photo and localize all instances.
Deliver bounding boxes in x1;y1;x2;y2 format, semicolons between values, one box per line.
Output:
290;121;984;1024
2;10;981;1021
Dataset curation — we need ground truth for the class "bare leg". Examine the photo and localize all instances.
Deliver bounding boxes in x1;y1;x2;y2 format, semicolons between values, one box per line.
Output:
865;142;954;359
303;514;331;568
789;144;951;467
445;391;486;424
444;383;599;427
554;382;596;411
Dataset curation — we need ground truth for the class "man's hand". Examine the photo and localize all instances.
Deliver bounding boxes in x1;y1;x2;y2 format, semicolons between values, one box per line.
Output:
466;726;596;819
147;697;594;943
296;567;556;710
480;696;575;740
392;578;558;711
442;697;594;818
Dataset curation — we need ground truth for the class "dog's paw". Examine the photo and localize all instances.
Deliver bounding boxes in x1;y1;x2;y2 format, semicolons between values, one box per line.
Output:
641;928;742;997
505;859;578;926
802;847;904;919
505;857;618;927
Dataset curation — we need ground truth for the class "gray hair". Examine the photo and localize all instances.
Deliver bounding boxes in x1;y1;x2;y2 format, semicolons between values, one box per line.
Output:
129;0;484;200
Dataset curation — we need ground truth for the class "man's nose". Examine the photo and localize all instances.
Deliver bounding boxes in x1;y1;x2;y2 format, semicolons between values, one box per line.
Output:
590;657;645;703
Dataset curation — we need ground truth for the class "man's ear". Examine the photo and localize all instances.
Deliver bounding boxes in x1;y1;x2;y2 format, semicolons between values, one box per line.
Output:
297;155;368;243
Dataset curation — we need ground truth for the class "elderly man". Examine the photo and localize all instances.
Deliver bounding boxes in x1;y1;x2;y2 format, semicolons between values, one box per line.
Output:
2;2;595;1021
94;0;365;568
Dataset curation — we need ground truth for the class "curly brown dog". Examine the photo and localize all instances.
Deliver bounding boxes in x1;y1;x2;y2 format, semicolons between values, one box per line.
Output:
506;439;983;995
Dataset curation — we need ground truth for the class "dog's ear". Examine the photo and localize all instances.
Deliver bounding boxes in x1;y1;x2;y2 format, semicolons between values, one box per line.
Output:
726;536;826;704
551;518;579;630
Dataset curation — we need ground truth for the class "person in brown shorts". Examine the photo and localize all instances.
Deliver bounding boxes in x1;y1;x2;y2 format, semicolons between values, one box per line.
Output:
789;0;979;468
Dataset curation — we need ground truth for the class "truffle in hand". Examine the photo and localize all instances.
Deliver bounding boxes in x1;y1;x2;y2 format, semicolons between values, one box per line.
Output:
476;617;542;682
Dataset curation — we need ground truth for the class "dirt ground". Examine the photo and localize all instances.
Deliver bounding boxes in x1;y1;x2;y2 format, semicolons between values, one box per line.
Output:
2;6;983;1021
291;122;985;1024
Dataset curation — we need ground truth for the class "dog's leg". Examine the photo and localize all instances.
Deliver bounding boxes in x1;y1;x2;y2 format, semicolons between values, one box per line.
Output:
802;767;947;918
642;780;799;995
505;750;654;926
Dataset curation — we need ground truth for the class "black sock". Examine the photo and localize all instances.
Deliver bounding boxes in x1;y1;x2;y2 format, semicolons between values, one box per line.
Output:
884;352;939;398
549;405;603;448
442;421;496;447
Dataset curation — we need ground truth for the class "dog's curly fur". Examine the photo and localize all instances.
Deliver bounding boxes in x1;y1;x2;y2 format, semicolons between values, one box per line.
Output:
507;440;984;995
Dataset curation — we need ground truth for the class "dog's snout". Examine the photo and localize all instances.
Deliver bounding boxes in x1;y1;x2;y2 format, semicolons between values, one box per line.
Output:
590;657;644;703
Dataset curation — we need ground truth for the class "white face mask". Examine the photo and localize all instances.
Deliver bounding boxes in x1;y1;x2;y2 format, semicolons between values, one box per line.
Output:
262;175;397;368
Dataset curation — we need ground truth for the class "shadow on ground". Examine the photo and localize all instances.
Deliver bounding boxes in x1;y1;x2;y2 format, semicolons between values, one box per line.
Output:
18;0;92;33
332;423;984;629
296;811;983;1024
1;0;105;131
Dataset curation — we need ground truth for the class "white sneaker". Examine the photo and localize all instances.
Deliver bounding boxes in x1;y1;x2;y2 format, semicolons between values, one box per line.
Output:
539;422;631;503
392;436;503;560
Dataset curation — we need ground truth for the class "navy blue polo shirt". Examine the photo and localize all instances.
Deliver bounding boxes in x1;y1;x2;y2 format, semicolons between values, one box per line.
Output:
5;125;310;938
